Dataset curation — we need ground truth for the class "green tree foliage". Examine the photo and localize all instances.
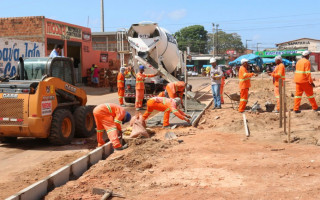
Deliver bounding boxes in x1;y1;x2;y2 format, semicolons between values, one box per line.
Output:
208;31;245;54
174;25;208;54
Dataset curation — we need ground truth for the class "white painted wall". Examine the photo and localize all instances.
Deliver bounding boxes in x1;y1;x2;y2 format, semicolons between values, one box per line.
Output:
0;39;45;76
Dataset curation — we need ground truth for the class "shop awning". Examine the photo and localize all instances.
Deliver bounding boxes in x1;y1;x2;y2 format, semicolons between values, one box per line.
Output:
186;65;194;67
191;56;212;61
202;65;211;68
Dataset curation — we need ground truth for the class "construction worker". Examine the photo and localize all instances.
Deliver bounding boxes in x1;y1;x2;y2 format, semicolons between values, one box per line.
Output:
220;75;225;104
293;51;319;113
93;103;131;149
135;65;157;111
210;57;223;109
142;97;191;127
268;55;285;113
117;67;127;106
238;58;258;113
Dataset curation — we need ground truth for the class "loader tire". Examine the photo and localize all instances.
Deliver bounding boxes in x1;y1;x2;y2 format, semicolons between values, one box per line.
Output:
49;109;75;145
0;137;17;143
74;105;96;138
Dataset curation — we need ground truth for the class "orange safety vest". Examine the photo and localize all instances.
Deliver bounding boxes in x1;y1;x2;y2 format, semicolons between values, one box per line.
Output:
238;65;254;89
135;72;156;89
271;63;285;87
149;97;186;119
117;72;125;88
166;81;185;98
94;103;126;131
294;58;312;83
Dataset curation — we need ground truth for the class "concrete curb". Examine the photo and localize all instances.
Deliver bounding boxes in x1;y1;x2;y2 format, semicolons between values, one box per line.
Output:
5;142;113;200
192;99;213;127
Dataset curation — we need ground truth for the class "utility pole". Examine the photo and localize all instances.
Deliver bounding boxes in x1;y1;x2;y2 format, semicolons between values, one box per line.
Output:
257;43;261;52
101;0;104;32
246;39;252;51
216;24;219;56
212;23;215;56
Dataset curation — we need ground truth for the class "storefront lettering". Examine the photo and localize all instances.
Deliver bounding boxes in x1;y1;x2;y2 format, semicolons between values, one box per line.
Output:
46;22;82;40
278;40;311;49
265;50;297;56
0;39;44;76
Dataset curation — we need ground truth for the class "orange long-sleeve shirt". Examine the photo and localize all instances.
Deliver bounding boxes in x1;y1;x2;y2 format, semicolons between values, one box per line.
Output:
149;97;187;120
136;72;156;89
294;58;313;84
271;63;285;87
238;65;254;89
93;103;125;131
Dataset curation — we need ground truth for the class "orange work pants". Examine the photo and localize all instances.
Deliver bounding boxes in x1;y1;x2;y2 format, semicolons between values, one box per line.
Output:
238;88;249;112
118;87;125;105
143;101;170;126
93;110;121;148
294;82;318;111
274;86;280;111
220;77;225;104
135;89;144;108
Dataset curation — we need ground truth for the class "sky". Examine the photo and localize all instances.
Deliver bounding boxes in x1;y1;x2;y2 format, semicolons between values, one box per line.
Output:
1;0;320;50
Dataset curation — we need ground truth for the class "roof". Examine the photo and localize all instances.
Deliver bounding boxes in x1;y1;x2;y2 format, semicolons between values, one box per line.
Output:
276;38;320;46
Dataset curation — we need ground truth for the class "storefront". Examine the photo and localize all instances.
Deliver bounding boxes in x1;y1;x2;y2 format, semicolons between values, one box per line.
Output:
0;16;119;82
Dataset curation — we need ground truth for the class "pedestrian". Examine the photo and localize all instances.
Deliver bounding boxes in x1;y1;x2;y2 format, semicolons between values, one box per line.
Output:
209;58;223;109
142;97;191;128
93;103;131;150
117;66;127;106
268;55;285;113
91;65;99;87
135;65;157;111
49;44;63;57
292;60;296;71
293;51;319;113
238;58;258;113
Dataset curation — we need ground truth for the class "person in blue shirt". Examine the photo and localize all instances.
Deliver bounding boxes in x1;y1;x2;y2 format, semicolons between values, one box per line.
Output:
49;44;63;57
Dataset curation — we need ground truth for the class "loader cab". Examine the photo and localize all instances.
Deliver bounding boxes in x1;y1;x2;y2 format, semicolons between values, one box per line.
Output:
18;57;75;85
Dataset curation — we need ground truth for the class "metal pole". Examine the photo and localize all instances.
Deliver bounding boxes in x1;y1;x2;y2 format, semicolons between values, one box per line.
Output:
184;51;188;112
288;110;291;143
212;23;215;56
257;43;261;52
279;79;283;128
216;24;219;55
101;0;104;32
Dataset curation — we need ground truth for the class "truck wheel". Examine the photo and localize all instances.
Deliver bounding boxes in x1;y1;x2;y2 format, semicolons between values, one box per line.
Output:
0;137;17;143
125;97;135;103
49;109;75;145
73;106;96;138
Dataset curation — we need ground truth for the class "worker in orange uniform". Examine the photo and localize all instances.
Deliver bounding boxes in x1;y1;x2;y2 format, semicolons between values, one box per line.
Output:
117;66;130;107
293;51;319;113
238;58;258;113
135;65;157;111
268;55;285;113
159;81;189;106
93;103;131;150
142;97;191;127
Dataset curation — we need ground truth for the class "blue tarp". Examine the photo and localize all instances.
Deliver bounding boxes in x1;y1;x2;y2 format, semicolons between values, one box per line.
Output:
262;58;292;66
228;54;263;68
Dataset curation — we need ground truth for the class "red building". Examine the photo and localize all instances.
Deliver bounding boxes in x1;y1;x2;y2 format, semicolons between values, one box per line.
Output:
0;16;119;83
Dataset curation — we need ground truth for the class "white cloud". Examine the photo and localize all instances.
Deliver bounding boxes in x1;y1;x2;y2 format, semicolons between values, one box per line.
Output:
168;9;187;20
145;11;166;22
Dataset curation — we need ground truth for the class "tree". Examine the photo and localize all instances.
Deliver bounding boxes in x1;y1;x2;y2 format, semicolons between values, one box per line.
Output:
174;25;208;54
208;31;245;54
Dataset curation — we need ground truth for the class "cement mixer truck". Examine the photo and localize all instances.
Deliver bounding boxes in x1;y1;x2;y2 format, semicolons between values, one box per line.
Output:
122;22;185;103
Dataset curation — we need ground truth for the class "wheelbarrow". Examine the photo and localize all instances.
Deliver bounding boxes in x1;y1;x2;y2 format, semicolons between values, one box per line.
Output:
224;92;240;110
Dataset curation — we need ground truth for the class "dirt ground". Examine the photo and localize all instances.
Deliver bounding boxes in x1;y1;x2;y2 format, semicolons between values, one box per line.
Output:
45;74;320;200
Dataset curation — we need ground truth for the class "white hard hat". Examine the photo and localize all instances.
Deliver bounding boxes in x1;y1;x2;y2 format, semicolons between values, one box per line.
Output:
174;97;181;106
241;58;249;64
275;55;282;61
210;57;216;63
302;50;310;56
